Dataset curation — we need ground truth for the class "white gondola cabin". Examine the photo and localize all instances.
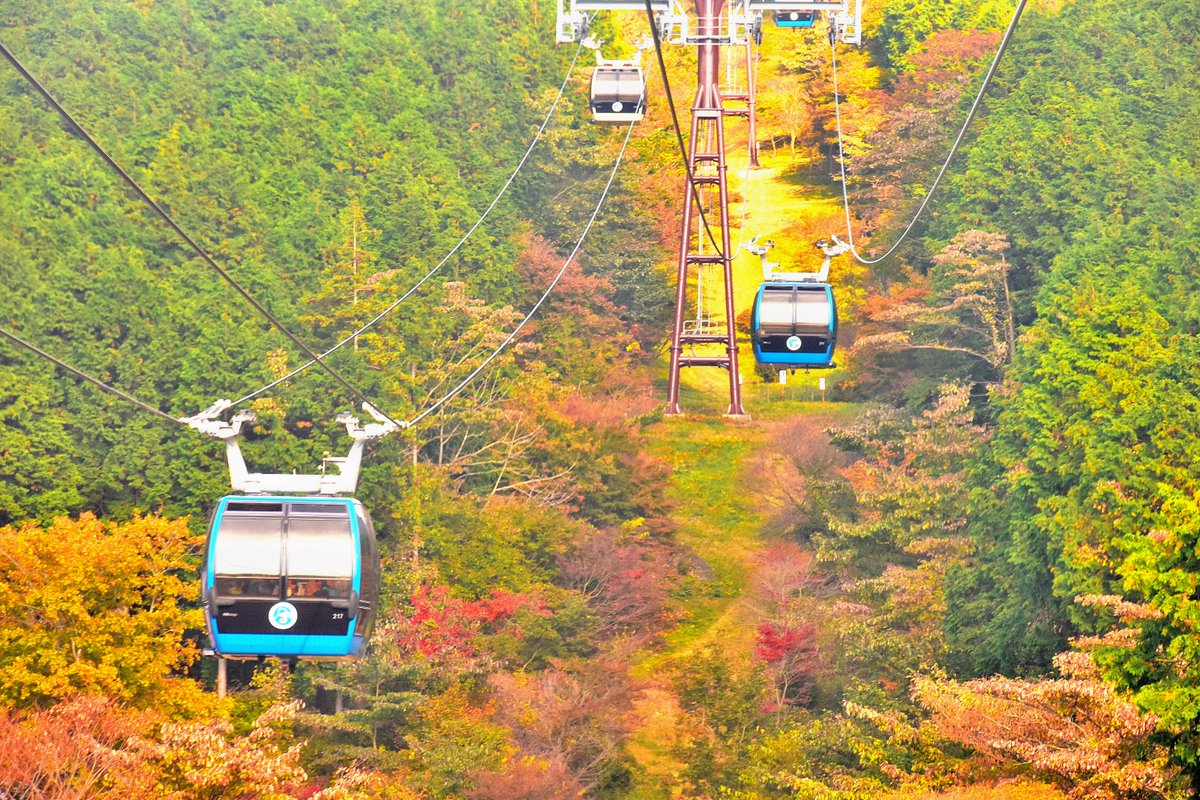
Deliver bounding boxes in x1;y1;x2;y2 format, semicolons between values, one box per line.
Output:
590;59;646;122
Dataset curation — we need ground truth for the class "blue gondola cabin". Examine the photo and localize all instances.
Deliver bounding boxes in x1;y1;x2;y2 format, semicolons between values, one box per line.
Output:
775;10;817;27
751;282;837;368
203;496;380;660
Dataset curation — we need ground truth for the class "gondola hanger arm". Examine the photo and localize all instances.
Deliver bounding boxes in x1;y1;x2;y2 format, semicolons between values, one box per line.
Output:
184;400;400;495
811;235;851;282
181;401;259;446
181;400;255;490
180;399;239;439
748;234;849;283
744;235;780;280
583;35;652;65
582;35;610;65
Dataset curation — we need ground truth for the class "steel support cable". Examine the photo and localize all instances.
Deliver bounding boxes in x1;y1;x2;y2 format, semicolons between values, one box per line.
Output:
643;0;725;259
0;39;404;429
403;118;637;430
228;40;590;409
0;326;184;426
831;0;1029;265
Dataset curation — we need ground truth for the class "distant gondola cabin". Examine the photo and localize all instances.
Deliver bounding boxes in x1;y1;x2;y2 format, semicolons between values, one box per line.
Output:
590;61;646;122
775;10;817;27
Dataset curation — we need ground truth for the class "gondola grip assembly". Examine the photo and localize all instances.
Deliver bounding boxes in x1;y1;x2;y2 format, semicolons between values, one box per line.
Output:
183;400;402;495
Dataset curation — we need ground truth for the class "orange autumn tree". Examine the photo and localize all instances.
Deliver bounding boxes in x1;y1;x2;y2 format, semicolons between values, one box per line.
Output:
0;513;204;710
0;696;152;800
913;649;1181;799
0;697;420;800
852;230;1016;386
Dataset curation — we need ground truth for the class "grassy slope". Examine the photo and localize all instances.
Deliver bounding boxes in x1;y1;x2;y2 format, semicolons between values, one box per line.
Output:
624;414;767;794
624;400;860;797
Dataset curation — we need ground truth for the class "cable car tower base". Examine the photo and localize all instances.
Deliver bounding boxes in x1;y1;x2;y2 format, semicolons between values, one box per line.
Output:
665;0;747;418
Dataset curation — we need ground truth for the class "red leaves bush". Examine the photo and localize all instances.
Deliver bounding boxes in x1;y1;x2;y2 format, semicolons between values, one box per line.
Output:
386;584;549;662
755;622;819;709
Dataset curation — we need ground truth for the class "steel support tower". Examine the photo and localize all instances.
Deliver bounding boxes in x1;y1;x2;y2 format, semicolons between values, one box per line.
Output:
665;0;746;417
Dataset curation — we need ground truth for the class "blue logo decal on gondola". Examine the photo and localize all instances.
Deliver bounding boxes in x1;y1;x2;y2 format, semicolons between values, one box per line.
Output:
786;335;803;351
269;601;298;630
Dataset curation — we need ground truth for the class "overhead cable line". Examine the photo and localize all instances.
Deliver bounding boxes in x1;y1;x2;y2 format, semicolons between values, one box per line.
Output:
230;39;589;409
831;0;1029;265
403;117;638;430
0;39;403;429
0;326;184;426
643;0;725;258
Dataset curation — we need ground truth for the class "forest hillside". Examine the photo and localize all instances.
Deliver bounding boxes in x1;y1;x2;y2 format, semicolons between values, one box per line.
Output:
2;0;1199;798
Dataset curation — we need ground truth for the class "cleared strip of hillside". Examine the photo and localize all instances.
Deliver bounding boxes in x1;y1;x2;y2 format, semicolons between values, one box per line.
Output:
624;139;862;794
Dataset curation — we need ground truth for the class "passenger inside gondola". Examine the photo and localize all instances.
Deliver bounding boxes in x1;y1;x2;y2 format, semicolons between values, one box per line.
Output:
288;578;352;599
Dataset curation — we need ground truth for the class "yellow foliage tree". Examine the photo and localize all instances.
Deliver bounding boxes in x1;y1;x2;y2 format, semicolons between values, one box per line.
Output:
0;513;205;711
